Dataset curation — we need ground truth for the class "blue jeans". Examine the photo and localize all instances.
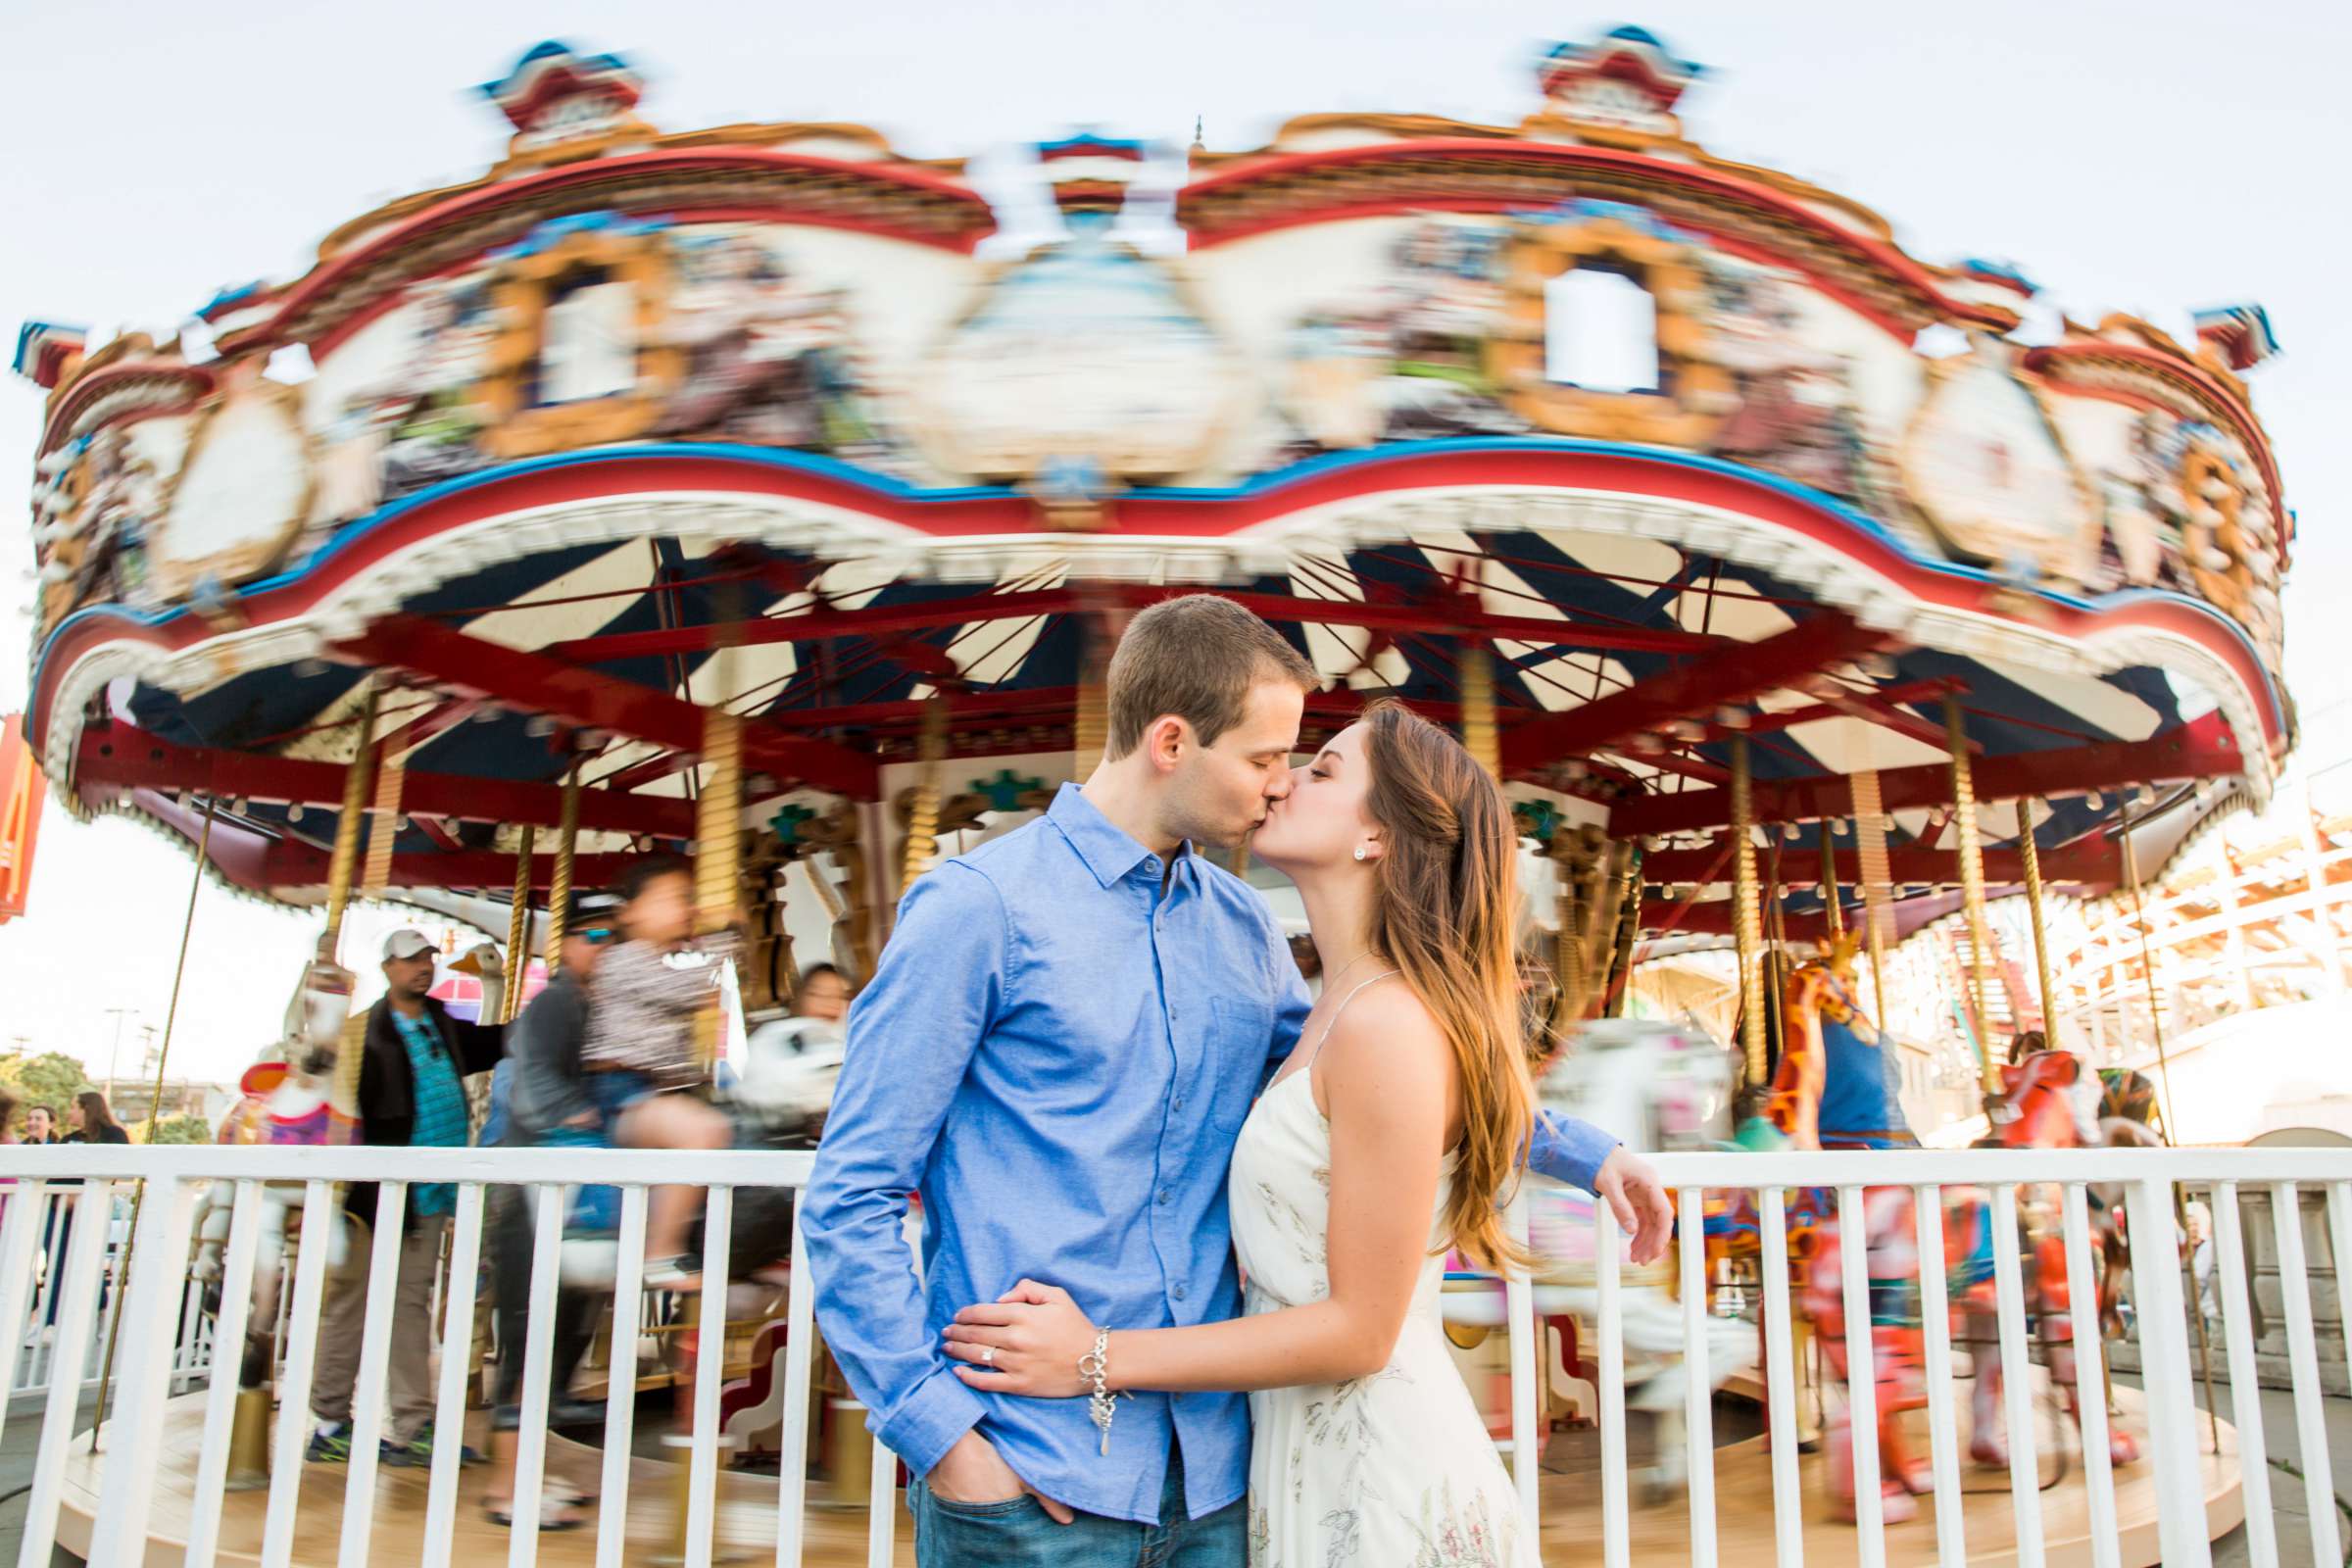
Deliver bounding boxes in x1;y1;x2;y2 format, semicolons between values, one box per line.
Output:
910;1445;1244;1568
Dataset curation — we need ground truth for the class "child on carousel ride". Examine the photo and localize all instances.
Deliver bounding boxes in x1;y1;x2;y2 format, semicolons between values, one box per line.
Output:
580;855;741;1291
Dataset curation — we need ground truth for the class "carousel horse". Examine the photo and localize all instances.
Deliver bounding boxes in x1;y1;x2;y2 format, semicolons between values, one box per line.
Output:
1961;1045;2149;1472
191;957;362;1385
1512;1017;1752;1502
1760;940;2143;1523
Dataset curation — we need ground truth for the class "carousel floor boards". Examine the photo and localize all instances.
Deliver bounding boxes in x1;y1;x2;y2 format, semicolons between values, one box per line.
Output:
57;1383;2238;1565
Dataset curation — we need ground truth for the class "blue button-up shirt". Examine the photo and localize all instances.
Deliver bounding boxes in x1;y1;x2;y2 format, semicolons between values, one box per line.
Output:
803;784;1619;1525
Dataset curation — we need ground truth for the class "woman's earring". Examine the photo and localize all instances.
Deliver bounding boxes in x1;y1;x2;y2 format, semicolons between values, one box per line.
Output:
1352;846;1368;861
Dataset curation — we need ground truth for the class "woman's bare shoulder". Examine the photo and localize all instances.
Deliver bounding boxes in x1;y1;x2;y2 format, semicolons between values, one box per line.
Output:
1316;976;1452;1102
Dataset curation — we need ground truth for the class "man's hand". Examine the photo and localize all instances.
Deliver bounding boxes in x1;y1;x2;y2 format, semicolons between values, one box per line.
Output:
926;1430;1074;1524
1593;1146;1675;1265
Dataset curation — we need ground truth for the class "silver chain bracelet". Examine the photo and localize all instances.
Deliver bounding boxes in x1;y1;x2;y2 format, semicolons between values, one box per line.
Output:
1078;1326;1125;1455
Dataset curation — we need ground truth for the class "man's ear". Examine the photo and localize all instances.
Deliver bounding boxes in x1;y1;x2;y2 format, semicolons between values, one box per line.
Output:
1147;714;1190;772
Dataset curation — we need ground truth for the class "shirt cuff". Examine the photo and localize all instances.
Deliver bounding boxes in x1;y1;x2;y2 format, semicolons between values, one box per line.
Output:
875;1365;989;1480
1533;1110;1620;1192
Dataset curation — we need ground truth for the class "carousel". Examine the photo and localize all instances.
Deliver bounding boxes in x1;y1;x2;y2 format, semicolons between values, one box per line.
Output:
13;24;2286;1564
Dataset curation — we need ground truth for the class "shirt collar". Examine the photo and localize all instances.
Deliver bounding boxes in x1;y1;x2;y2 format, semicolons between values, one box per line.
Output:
1047;782;1190;889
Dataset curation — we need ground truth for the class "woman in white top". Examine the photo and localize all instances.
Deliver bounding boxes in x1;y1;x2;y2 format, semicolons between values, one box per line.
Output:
943;699;1669;1565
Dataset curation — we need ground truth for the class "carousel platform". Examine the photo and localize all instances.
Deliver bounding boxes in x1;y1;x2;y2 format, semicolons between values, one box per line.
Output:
53;1379;2239;1565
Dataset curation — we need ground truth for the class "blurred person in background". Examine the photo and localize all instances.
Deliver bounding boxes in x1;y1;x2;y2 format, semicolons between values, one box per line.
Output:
21;1105;55;1145
793;962;851;1024
577;855;739;1291
65;1091;128;1145
480;889;620;1531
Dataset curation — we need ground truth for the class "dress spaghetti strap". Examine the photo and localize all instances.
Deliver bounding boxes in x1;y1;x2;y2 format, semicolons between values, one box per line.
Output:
1300;968;1400;1076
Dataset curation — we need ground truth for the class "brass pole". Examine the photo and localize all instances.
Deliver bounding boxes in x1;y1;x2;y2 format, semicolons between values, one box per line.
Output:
1074;615;1110;781
1944;696;1998;1091
319;681;380;963
2118;791;2220;1449
1553;858;1579;1029
2015;797;2057;1035
502;825;536;1024
1460;642;1499;778
693;708;743;1072
1605;850;1643;1017
543;758;582;968
1732;736;1767;1092
900;698;950;896
1763;837;1789;1076
359;753;404;900
1851;770;1893;1034
1820;820;1844;943
91;795;217;1449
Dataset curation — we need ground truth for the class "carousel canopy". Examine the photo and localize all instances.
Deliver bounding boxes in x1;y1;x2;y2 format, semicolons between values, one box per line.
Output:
14;30;2291;956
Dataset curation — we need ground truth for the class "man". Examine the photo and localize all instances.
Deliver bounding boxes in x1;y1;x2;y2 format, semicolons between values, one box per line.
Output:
308;928;504;1467
793;962;851;1024
481;891;618;1528
805;595;1672;1565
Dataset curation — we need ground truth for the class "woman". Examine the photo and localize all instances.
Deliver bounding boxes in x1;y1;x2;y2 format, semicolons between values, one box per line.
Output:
943;702;1556;1565
66;1092;129;1146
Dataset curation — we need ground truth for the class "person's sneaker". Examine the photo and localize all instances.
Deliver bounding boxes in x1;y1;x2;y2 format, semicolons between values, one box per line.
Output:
306;1422;354;1463
381;1419;484;1468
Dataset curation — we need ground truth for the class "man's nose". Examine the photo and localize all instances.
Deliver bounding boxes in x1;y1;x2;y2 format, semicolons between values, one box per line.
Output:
1266;768;1296;800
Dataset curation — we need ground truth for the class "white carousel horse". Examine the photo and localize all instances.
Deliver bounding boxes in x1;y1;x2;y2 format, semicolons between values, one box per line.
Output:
1443;1016;1748;1502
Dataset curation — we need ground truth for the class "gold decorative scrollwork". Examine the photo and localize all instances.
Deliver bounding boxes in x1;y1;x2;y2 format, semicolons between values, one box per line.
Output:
476;223;683;460
1487;214;1731;445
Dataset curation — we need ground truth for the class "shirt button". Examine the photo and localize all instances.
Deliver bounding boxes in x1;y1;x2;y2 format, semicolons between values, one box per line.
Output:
1173;1284;1187;1301
1157;1187;1172;1205
1172;1096;1185;1112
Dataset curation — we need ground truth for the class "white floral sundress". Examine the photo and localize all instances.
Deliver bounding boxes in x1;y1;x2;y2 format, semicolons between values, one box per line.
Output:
1229;1066;1538;1567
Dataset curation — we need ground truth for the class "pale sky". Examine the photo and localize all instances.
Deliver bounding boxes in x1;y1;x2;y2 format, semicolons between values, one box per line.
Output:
2;0;2347;1088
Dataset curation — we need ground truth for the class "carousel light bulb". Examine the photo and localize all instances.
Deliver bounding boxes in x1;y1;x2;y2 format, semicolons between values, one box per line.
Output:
231;797;250;814
286;804;305;823
2085;791;2104;809
523;714;556;739
1783;822;1802;842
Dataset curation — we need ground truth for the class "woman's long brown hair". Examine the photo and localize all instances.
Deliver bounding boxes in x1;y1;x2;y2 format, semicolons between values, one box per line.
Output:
1358;700;1537;1271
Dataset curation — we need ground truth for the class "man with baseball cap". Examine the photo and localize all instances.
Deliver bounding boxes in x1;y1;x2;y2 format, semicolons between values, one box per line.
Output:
309;925;508;1468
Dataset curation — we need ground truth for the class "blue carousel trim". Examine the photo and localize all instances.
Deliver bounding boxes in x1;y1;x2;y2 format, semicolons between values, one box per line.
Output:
31;437;2287;734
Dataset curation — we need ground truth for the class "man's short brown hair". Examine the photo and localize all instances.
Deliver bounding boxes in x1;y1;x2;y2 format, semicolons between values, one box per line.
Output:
1103;595;1317;760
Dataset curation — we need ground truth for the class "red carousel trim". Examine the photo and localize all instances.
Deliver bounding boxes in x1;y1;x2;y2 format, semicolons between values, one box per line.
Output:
1177;139;2018;336
219;146;997;359
74;723;696;837
1610;710;2244;837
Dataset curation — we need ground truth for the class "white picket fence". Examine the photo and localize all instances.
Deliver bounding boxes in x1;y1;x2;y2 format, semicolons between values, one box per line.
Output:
5;1184;215;1403
0;1141;2343;1567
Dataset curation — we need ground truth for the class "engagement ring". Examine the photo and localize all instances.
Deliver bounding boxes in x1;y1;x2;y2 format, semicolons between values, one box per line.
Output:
979;1346;997;1365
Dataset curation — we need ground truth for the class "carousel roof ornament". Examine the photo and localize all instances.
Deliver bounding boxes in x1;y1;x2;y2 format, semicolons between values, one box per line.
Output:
2193;303;2281;372
12;322;86;390
1535;24;1705;131
479;39;647;135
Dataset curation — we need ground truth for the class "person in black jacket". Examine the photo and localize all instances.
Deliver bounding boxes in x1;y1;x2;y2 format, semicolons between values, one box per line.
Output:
307;927;504;1468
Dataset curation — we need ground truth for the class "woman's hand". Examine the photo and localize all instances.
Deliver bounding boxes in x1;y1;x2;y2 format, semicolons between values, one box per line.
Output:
942;1280;1096;1397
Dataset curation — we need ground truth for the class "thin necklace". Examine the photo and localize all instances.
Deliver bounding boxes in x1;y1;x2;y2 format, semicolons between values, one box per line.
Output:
1319;949;1384;996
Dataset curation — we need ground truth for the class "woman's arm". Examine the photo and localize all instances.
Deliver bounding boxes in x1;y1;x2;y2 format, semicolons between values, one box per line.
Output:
944;988;1455;1396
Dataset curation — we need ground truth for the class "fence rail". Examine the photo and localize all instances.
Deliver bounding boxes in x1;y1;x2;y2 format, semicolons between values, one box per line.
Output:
0;1142;2341;1567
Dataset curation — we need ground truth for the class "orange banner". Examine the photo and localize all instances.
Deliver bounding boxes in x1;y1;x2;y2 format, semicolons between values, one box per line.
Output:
0;714;44;923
